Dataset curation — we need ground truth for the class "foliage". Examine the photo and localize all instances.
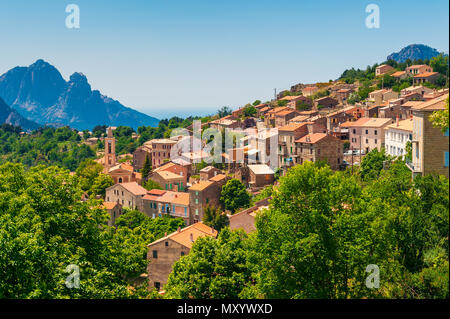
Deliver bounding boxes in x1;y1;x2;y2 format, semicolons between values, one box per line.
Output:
217;106;232;118
243;105;257;117
429;97;449;133
143;178;163;191
202;205;229;232
360;148;388;181
220;179;251;214
141;155;152;180
75;159;113;197
0;126;95;171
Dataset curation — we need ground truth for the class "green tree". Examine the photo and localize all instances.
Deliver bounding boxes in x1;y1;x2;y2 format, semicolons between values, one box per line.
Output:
141;155;152;181
429;97;449;133
220;179;250;214
202;205;229;232
360;148;387;181
143;178;163;191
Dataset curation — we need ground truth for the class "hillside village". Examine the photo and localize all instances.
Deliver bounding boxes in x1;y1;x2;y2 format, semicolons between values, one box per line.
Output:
85;57;450;293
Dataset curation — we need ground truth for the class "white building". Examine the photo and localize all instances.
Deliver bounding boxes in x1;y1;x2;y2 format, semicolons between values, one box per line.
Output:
384;118;413;158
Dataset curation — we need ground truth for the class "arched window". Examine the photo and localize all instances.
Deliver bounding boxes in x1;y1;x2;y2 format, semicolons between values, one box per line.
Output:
118;177;123;183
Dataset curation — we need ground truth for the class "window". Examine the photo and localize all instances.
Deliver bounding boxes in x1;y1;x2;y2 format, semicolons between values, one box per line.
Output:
366;139;369;144
195;209;199;215
195;198;198;204
154;282;160;290
374;130;377;135
353;129;356;134
181;252;185;256
445;152;449;167
374;139;377;144
365;129;368;134
165;241;169;247
184;207;187;217
152;250;158;258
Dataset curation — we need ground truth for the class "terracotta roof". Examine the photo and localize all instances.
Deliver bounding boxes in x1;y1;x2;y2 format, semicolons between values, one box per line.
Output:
153;162;176;172
296;133;328;144
302;87;317;91
411;94;448;111
102;202;119;210
154;170;183;180
147;189;166;196
386;118;413;132
391;71;406;77
402;101;423;108
359;118;392;128
148;222;217;249
275;109;297;117
279;95;302;101
290;115;310;122
189;180;214;191
150;138;178;144
119;182;148;196
340;118;371;128
259;106;271;112
108;163;134;173
267;106;290;114
209;174;227;182
413;71;439;78
278;122;307;132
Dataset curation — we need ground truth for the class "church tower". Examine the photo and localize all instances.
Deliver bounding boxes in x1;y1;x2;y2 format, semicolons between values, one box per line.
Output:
104;127;116;169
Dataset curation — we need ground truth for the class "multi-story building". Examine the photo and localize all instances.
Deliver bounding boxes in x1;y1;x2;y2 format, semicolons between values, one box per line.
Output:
375;64;394;76
278;123;309;170
188;180;222;224
105;182;148;209
409;94;449;178
247;164;275;189
405;64;433;76
146;222;217;290
296;133;343;170
142;189;190;224
150;139;178;168
384;118;413;159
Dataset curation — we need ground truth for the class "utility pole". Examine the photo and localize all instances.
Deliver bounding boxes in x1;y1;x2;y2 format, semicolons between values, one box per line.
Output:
274;88;277;101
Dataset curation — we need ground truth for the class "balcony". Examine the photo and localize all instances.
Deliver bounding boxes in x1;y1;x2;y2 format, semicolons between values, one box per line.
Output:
405;158;421;173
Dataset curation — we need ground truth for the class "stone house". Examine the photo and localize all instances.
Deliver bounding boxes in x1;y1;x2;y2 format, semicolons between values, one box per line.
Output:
108;163;142;184
150;170;185;192
296;133;343;170
199;166;222;181
248;164;275;188
105;182;148;210
146;222;217;290
375;64;394;76
409;94;449;178
188;180;222;224
405;64;433;76
229;197;270;234
102;201;123;226
142;189;190;224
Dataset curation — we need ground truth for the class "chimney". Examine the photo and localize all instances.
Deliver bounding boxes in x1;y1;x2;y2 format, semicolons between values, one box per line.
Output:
306;136;311;143
164;232;167;237
190;233;194;242
396;115;399;127
177;227;181;232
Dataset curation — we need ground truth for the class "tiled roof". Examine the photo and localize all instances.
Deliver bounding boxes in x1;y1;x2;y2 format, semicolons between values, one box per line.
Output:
279;95;302;101
154;170;183;180
340;118;371;128
147;189;166;196
120;182;148;196
386;118;413;132
359;118;392;128
102;202;119;210
108;163;134;173
278;122;307;132
148;222;217;249
209;174;228;182
391;71;406;77
413;71;439;78
296;133;328;144
189;180;214;191
411;94;448;111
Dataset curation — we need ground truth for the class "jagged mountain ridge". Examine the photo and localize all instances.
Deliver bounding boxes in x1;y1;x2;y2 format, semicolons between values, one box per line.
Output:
387;44;443;63
0;97;40;131
0;59;159;130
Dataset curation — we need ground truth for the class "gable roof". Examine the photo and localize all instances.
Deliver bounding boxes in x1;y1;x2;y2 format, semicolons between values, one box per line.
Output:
148;222;217;249
119;182;148;196
153;170;183;181
296;133;328;144
386;118;413;132
413;71;439;78
411;94;448;111
359;118;392;128
248;164;275;175
189;180;215;191
209;174;228;182
278;122;308;132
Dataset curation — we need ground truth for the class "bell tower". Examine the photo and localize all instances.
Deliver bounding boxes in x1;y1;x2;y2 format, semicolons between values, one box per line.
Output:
105;127;116;169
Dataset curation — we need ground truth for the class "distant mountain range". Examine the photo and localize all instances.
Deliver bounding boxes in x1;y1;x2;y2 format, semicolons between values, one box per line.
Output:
0;59;159;131
0;97;40;131
387;44;444;63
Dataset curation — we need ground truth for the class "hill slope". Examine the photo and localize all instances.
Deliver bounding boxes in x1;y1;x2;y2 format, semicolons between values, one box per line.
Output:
0;59;159;130
387;44;442;63
0;97;40;131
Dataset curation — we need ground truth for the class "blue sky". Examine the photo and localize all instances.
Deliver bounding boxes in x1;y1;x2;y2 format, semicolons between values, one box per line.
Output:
0;0;448;119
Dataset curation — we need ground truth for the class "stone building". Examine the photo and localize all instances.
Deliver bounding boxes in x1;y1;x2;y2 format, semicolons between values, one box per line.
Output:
409;94;449;178
101;201;123;226
105;182;148;209
247;164;275;189
146;222;217;290
188;180;222;224
296;133;343;170
142;189;190;224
